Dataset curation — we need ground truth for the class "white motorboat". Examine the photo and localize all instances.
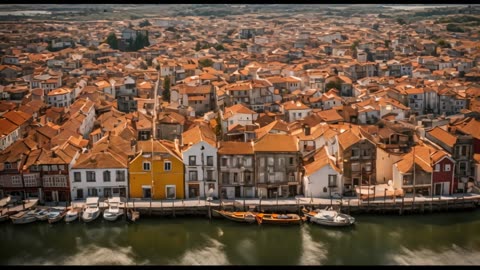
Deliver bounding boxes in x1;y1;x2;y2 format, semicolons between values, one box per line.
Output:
303;207;355;227
103;197;124;222
64;207;81;223
10;210;37;224
82;197;101;223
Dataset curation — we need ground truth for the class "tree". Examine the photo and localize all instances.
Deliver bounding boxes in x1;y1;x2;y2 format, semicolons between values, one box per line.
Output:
166;26;176;32
372;23;379;31
240;43;247;49
446;24;465;32
139;19;151;27
436;39;451;48
325;80;342;91
162;76;171;101
199;59;214;68
397;18;407;25
214;43;226;51
105;32;118;50
195;41;201;51
384;40;391;48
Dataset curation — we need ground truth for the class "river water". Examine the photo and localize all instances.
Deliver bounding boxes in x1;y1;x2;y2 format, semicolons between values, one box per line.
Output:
2;211;480;265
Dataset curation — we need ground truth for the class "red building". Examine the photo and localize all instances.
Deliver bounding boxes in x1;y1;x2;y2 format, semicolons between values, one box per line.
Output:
431;150;455;195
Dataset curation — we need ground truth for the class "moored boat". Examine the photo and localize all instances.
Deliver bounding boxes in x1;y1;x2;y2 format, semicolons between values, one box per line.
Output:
213;209;257;224
82;197;101;223
255;213;304;225
47;209;67;224
64;207;81;223
32;208;50;221
127;208;139;222
303;207;355;227
10;210;37;224
103;197;124;222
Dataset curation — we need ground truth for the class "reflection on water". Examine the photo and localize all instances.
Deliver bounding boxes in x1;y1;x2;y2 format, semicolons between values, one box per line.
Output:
299;226;327;265
387;245;480;265
169;235;229;265
2;211;480;265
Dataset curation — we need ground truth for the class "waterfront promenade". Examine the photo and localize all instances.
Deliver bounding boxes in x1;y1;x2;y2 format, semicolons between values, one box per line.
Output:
67;192;480;216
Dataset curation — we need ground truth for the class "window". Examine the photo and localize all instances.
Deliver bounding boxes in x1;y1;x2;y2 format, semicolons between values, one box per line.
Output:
189;155;196;166
244;157;252;167
74;172;81;182
233;173;238;183
189;171;198;181
245;172;252;184
328;175;337;187
166;185;176;199
51;165;58;171
445;164;451;172
207;170;214;181
268;157;274;166
351;163;360;172
11;176;21;185
86;171;95;182
103;171;111;182
207;156;213;166
221;157;228;167
164;161;172;171
278;158;285;167
434;164;440;172
351;149;360;157
289;157;294;165
461;145;467;156
116;170;125;182
260;157;265;167
143;161;151;171
364;162;372;172
59;165;65;171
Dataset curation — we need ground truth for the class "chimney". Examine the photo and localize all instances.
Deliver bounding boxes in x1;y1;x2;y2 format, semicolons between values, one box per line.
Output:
303;124;311;136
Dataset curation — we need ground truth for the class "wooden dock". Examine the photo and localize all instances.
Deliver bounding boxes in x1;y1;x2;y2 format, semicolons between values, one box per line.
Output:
70;193;480;218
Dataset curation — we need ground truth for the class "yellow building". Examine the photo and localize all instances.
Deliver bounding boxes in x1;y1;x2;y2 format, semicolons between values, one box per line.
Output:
129;140;184;199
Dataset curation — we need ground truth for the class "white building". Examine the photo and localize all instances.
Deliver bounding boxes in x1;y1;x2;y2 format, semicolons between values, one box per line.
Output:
0;119;19;151
47;87;74;107
303;147;343;198
70;151;129;200
180;125;218;199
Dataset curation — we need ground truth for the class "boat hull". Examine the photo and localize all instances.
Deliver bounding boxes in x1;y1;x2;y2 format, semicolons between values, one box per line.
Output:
127;209;139;222
82;210;100;223
256;213;303;225
65;212;79;223
103;211;123;222
11;216;37;224
304;210;355;227
213;210;257;224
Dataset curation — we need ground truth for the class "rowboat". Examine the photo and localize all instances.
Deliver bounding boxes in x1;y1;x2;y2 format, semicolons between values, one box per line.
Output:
10;210;37;224
213;209;257;224
47;209;67;224
255;213;304;225
303;207;355;227
32;208;50;221
127;208;139;222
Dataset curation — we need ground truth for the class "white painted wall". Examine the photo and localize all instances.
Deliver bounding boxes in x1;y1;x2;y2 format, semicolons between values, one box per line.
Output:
182;141;218;199
69;168;129;200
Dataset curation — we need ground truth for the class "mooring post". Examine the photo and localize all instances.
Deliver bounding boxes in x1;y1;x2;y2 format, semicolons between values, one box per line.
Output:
172;200;175;218
400;196;404;215
446;198;449;212
347;199;350;215
208;201;212;221
243;198;246;212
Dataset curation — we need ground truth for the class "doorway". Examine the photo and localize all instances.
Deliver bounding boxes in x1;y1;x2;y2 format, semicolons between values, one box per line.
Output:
235;186;241;198
434;183;442;196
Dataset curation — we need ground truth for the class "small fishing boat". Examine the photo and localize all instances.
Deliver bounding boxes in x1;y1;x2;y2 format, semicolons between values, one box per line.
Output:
103;197;124;222
213;209;257;224
0;195;11;208
303;207;355;227
64;207;81;223
127;208;139;222
32;208;50;221
47;209;67;224
10;210;37;224
82;197;101;223
255;213;304;225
